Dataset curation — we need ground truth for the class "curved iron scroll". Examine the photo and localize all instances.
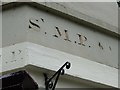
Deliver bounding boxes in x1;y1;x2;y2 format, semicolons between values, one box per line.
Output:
44;62;71;90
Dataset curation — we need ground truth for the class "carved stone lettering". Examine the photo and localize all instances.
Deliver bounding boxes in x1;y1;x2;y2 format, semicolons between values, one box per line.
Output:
29;19;40;31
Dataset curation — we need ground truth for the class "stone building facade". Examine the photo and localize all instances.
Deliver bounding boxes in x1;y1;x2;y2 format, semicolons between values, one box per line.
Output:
0;0;119;89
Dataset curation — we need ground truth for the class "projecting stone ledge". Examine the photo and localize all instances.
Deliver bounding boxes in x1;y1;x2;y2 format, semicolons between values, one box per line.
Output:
0;42;118;88
1;1;119;37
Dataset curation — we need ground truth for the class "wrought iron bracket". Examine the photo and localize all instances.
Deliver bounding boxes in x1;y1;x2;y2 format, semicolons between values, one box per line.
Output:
44;62;71;90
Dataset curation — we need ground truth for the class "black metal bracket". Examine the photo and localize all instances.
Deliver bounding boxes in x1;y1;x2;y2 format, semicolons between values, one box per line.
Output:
117;1;120;7
44;62;71;90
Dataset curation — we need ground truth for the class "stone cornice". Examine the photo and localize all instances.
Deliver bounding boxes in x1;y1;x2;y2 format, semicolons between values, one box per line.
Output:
1;1;119;38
